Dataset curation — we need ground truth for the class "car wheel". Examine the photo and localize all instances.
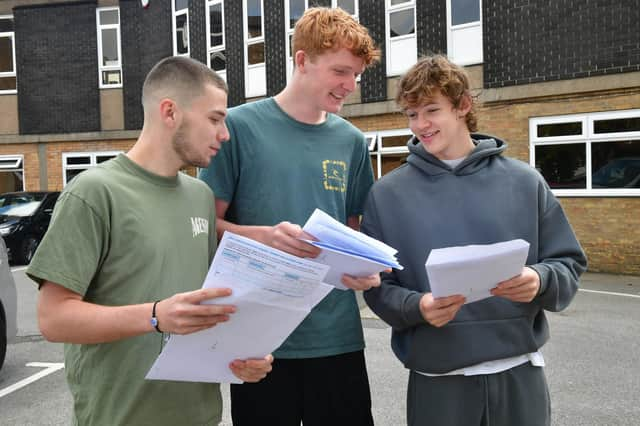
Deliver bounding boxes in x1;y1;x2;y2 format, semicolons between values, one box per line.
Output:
21;236;39;265
0;309;6;371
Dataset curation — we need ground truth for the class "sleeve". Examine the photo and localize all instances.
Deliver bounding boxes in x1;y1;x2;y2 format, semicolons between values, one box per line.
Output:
361;190;426;331
346;132;375;217
198;114;241;203
26;190;109;297
529;181;588;312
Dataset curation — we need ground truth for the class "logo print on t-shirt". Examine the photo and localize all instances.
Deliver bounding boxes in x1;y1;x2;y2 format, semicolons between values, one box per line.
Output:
322;160;347;193
191;217;209;238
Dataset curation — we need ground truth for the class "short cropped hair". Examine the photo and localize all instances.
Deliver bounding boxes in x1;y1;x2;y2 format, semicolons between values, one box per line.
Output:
292;7;380;66
142;56;228;113
395;55;478;132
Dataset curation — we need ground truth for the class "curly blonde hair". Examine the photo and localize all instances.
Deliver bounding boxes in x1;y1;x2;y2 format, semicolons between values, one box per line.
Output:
292;7;380;66
395;55;478;132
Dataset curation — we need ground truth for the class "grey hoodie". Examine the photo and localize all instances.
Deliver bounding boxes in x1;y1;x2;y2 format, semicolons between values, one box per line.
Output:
361;134;587;374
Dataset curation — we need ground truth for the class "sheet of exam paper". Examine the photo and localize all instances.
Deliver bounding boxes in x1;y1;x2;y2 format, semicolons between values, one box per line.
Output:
146;232;333;384
425;239;530;304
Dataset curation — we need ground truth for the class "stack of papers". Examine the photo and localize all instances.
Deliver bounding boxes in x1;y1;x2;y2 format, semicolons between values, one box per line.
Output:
146;232;333;384
302;209;403;290
425;239;530;304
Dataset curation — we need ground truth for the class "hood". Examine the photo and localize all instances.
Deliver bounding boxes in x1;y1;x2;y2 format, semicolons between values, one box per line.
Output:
0;216;22;226
406;133;507;177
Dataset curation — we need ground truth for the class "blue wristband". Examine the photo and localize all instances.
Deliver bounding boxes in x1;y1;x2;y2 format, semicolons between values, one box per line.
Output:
151;300;162;333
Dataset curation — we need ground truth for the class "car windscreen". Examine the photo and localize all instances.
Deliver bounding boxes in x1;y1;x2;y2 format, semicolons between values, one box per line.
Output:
0;194;45;217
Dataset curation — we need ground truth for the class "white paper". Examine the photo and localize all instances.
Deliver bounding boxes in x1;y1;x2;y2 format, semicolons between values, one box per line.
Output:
425;239;530;304
146;232;332;384
302;209;403;289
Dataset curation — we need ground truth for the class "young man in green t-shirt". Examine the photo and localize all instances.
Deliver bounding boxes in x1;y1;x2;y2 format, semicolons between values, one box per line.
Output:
199;7;381;426
27;57;273;426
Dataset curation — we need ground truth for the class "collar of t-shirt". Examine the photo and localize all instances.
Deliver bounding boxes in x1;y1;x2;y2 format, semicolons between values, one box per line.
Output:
440;157;466;169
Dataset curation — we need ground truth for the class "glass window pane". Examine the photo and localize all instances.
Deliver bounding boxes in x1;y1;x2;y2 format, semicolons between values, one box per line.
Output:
381;153;407;175
65;169;86;184
247;0;263;38
594;117;640;134
0;18;13;33
248;42;264;65
0;76;16;90
534;143;586;189
592;140;640;188
175;0;189;11
381;134;411;148
66;156;91;165
537;122;582;138
337;0;355;15
390;0;411;6
0;36;14;73
210;3;223;46
96;155;116;164
290;0;305;28
176;14;189;54
101;70;121;85
389;9;415;38
210;50;226;71
451;0;480;26
101;28;119;66
0;171;23;192
99;9;119;25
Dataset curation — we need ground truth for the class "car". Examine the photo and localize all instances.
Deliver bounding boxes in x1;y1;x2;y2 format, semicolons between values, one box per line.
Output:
592;157;640;188
0;191;61;265
0;236;18;371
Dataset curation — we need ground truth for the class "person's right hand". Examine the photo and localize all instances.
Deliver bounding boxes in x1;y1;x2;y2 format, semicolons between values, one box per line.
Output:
261;221;321;258
419;293;466;328
155;287;236;335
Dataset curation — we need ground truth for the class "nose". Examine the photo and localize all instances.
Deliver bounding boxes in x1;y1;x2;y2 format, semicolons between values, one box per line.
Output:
343;74;357;93
417;113;431;130
218;122;230;143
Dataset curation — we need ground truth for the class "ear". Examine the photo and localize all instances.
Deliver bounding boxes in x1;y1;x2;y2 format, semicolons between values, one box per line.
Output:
457;94;473;116
158;98;180;128
294;50;307;72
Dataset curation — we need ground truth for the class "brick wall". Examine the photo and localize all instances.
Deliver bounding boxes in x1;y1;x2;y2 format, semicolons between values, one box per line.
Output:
264;0;287;96
484;0;640;88
359;0;387;103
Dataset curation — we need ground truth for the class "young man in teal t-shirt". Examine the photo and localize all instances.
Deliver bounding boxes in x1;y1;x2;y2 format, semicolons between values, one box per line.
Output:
27;57;273;426
199;7;381;426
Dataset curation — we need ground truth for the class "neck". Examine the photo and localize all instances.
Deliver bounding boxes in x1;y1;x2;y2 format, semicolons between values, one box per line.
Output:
127;126;182;177
274;81;326;125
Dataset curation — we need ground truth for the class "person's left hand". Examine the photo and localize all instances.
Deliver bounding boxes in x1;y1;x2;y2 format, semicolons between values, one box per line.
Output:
230;354;274;382
491;267;540;303
341;271;385;291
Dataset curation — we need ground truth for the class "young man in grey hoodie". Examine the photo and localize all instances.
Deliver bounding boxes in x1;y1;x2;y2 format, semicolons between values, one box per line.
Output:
361;55;587;426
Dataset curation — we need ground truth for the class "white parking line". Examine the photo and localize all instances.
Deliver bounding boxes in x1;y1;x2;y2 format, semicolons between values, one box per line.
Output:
10;266;28;272
0;362;65;398
580;288;640;299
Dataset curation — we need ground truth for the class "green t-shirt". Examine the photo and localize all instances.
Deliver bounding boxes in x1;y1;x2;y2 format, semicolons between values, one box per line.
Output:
200;98;374;358
27;154;221;426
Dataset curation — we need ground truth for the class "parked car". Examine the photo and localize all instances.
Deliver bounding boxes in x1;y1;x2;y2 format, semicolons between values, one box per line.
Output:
0;236;17;371
592;157;640;188
0;191;60;265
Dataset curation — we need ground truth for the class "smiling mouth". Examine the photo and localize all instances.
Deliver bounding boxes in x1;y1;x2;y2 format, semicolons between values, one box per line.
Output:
330;92;346;100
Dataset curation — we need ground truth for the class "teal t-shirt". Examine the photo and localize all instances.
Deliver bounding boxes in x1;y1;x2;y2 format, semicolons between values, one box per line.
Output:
27;154;222;426
200;98;374;358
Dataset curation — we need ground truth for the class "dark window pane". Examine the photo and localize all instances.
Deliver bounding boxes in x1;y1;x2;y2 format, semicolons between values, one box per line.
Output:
66;156;91;165
381;134;411;148
99;10;119;25
537;122;582;138
176;14;189;54
65;169;86;184
337;0;356;15
96;155;116;164
211;50;226;71
0;77;16;91
210;4;223;46
592;140;640;188
389;9;414;38
289;0;305;28
381;153;407;176
0;171;23;192
101;28;119;65
247;0;262;38
0;36;14;73
535;143;586;189
248;42;264;65
451;0;480;26
175;0;189;11
0;18;13;32
101;70;121;85
594;117;640;134
390;0;410;5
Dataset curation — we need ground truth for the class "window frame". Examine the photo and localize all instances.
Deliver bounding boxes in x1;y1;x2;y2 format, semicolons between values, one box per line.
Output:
0;15;17;94
243;0;266;97
172;0;190;57
284;0;308;82
0;154;24;191
331;0;359;19
96;7;123;89
446;0;483;66
206;0;226;80
367;128;412;179
529;109;640;197
384;0;417;77
62;151;121;187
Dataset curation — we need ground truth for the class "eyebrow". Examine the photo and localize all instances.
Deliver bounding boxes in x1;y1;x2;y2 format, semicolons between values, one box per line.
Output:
209;109;227;118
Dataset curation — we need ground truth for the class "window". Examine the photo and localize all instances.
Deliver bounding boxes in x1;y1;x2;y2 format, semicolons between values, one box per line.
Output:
63;152;120;186
0;155;24;192
530;109;640;196
173;0;190;57
206;0;226;80
285;0;308;81
332;0;359;19
96;7;122;88
0;15;17;93
244;0;265;97
367;129;412;179
447;0;483;65
385;0;416;76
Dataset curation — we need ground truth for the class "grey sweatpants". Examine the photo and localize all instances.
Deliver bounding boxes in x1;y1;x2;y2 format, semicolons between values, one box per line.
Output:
407;362;551;426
